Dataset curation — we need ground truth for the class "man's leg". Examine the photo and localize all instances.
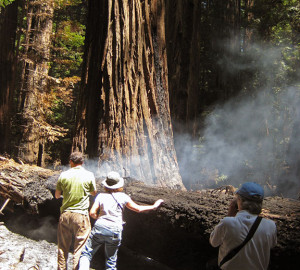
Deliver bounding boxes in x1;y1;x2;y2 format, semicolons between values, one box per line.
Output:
57;212;73;270
72;213;91;270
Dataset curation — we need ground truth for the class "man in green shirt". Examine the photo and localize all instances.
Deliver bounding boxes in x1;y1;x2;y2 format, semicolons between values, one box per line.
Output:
55;152;97;270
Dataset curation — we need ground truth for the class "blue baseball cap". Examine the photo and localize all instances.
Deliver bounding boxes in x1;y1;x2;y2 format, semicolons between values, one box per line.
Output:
236;182;264;201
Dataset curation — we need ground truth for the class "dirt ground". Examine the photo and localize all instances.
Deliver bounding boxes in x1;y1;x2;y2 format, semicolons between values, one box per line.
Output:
0;213;173;270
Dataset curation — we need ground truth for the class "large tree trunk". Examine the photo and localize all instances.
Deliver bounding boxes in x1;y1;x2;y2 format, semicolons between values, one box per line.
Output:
74;0;185;189
16;0;54;166
0;1;19;154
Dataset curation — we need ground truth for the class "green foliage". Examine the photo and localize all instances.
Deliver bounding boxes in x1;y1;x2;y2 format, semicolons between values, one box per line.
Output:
54;0;82;8
50;1;86;78
0;0;14;8
51;21;85;77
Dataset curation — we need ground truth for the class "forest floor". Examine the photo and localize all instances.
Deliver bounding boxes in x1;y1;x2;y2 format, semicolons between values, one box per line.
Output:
0;218;173;270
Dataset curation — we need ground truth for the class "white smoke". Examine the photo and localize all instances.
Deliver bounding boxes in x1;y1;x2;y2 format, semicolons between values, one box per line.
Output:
175;41;300;198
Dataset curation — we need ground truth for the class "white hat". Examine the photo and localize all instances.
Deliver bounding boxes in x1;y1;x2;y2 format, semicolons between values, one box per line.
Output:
102;171;124;189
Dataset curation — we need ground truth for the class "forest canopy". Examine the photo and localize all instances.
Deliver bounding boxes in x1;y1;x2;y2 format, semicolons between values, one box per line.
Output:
0;0;299;195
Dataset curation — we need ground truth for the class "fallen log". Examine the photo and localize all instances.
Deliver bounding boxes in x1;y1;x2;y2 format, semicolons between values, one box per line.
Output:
0;157;56;213
123;182;300;270
0;158;299;269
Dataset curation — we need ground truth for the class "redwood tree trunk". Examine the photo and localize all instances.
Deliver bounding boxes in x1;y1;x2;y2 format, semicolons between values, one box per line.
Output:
74;0;185;189
243;0;254;50
16;0;54;166
0;1;19;154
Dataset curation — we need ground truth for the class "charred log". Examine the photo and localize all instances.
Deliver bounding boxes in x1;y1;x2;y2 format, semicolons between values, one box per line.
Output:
123;182;300;269
0;157;57;213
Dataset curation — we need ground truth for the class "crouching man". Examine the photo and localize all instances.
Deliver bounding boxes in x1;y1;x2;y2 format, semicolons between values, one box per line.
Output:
209;182;277;270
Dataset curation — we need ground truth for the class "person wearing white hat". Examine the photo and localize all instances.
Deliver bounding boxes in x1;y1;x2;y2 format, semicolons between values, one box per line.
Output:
208;182;277;270
78;171;164;270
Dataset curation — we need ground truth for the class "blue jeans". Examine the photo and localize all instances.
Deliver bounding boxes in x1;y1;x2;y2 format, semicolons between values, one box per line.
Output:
79;224;122;270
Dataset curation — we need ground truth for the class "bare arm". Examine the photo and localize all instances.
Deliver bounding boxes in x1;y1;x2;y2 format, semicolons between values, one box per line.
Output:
126;199;164;213
89;201;100;219
55;190;62;199
90;190;97;196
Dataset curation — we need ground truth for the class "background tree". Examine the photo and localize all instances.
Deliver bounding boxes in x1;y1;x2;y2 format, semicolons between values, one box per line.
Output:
0;0;19;154
9;0;85;166
166;0;241;136
14;0;58;166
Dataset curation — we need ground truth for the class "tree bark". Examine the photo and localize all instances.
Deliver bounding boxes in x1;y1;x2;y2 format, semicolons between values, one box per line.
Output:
0;157;55;212
16;0;54;166
74;0;185;189
0;1;19;154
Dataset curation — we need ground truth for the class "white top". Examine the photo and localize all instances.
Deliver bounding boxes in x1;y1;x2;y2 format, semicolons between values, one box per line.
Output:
94;192;131;230
210;210;277;270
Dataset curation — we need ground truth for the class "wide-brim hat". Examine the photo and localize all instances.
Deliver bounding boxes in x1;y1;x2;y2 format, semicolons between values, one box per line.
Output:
236;182;264;201
102;171;124;189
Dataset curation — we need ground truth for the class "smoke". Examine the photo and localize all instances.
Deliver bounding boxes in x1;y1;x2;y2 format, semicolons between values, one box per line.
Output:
175;41;300;198
5;214;57;243
53;43;300;197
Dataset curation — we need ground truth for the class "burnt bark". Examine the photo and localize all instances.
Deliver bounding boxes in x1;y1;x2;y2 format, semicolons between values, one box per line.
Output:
0;157;55;213
74;0;184;189
0;158;299;269
0;1;19;154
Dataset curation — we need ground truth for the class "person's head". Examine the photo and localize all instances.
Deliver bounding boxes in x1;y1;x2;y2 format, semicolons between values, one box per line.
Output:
69;152;84;167
102;171;124;193
236;182;264;215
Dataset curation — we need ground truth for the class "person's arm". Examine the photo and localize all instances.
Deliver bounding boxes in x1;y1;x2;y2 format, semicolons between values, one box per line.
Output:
55;176;63;199
89;200;100;219
126;199;164;213
210;199;237;247
89;174;97;196
227;198;238;217
209;219;225;247
90;190;97;196
55;189;62;199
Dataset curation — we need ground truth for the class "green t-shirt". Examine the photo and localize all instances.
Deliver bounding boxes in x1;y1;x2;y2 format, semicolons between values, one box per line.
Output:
56;165;96;215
